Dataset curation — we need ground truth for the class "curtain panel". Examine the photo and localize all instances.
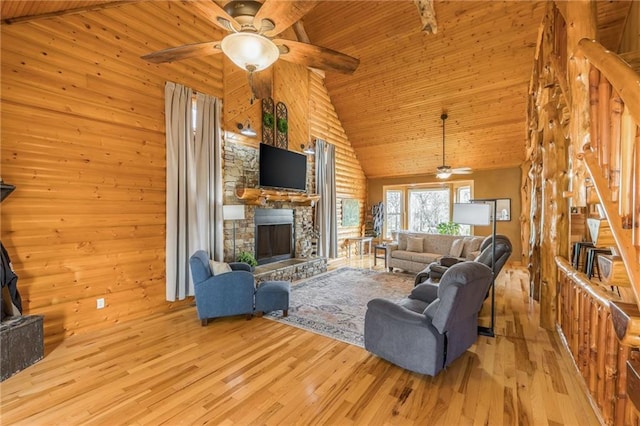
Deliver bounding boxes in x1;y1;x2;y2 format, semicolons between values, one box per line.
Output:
315;139;338;258
165;82;223;301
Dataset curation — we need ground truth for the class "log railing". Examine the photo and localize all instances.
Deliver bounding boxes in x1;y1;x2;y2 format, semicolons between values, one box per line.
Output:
577;38;640;309
557;257;640;425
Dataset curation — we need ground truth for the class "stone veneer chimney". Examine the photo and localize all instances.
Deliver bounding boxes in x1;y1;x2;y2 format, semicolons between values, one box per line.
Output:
222;139;316;263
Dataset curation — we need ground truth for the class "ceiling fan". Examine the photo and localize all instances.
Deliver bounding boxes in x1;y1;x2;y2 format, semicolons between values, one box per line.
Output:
436;113;472;179
140;0;359;76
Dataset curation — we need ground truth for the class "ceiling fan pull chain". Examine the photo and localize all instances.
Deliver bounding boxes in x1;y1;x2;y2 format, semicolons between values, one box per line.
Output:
248;71;256;104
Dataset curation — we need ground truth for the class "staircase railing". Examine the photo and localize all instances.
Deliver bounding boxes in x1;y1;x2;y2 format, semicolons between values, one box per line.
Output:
577;38;640;309
556;257;640;425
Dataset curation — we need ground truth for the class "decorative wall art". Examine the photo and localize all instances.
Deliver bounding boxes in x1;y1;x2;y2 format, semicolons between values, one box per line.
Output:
342;199;360;227
262;97;275;146
275;101;288;149
474;198;511;222
495;198;511;221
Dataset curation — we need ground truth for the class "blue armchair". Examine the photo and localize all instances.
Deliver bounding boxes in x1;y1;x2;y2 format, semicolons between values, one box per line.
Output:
189;250;256;326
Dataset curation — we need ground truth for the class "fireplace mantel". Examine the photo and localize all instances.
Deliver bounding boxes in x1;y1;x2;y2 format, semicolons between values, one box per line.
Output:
235;186;320;206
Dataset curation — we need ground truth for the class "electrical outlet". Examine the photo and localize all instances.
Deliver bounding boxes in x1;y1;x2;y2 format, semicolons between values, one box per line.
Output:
96;298;105;309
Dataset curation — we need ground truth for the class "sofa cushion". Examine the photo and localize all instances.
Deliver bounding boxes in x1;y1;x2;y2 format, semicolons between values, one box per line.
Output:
449;238;464;257
390;250;415;261
423;234;453;255
409;252;440;264
209;260;232;276
406;237;424;252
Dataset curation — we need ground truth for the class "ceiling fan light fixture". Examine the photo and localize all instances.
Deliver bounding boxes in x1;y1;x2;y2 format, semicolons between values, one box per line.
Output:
436;171;452;179
220;32;279;72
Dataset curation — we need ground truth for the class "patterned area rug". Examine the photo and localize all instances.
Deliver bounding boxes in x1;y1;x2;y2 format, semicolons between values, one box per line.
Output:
264;267;415;347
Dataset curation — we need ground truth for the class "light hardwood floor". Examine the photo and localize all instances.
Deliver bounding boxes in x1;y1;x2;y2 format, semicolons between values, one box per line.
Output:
1;257;599;425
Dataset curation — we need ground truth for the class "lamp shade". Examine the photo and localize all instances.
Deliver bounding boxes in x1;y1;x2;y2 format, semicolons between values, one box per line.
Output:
452;203;491;226
223;205;245;221
220;32;279;72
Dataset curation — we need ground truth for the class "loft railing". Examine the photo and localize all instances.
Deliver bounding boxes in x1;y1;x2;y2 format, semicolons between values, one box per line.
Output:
577;38;640;309
556;257;640;425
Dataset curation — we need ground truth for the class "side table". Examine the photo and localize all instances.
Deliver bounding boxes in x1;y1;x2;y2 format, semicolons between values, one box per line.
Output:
345;237;373;259
374;244;388;269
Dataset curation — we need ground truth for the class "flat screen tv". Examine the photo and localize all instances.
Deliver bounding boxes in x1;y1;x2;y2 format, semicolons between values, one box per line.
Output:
259;143;307;192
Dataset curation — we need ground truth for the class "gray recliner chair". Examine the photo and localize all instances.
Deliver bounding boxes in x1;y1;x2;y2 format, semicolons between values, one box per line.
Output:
364;261;493;376
415;234;512;286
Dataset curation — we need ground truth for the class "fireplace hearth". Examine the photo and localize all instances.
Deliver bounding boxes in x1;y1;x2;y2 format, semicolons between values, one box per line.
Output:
254;208;294;265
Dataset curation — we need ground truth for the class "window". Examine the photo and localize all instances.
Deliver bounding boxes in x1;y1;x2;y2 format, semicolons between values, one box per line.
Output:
408;188;450;233
383;181;474;237
457;186;471;203
385;190;402;238
455;185;472;235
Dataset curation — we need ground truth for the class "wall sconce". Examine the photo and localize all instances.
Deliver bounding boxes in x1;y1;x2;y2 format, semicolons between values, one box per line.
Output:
300;141;315;155
237;120;257;137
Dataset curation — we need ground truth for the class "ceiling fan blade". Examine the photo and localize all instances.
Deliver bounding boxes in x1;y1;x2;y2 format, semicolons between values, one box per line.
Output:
255;1;319;37
452;169;473;175
141;41;222;64
273;39;359;74
189;0;240;33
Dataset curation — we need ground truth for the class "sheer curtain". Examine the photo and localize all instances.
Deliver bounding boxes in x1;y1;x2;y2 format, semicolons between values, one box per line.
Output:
315;139;338;258
165;82;223;301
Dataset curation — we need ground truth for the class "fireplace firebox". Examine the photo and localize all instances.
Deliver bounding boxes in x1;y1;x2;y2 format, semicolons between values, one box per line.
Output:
254;208;294;265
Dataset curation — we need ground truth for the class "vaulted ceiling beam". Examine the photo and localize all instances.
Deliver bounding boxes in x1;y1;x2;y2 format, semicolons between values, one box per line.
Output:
2;1;139;25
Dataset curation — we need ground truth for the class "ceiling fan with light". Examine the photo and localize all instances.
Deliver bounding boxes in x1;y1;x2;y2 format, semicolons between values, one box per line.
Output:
436;113;472;179
140;0;359;76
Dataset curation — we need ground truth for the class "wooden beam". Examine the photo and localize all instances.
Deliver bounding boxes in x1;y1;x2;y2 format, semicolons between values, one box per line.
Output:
1;1;140;25
565;0;597;208
413;0;437;34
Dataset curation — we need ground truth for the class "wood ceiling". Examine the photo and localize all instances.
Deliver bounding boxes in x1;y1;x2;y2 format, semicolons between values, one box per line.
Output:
1;0;633;179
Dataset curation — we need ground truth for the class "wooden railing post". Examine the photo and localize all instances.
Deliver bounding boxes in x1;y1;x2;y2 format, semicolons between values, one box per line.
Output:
598;78;612;177
620;107;635;228
556;257;636;425
610;90;623;203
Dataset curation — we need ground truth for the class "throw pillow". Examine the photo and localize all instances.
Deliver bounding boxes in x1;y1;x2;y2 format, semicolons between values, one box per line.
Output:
397;232;408;250
209;260;232;276
461;236;482;258
449;238;464;257
406;237;423;253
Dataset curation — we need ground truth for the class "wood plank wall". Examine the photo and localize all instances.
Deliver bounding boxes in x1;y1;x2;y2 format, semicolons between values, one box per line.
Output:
1;1;367;343
1;1;227;345
308;72;367;256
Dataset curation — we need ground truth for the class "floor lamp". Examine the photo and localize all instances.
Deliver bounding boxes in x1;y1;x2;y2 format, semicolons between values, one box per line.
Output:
452;200;497;337
223;205;245;261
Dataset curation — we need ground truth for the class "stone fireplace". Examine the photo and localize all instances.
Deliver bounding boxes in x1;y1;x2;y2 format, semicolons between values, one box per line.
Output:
254;208;294;265
222;141;327;281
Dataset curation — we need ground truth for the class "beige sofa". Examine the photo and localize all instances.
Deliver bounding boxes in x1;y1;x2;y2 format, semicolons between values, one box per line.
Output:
386;231;485;273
